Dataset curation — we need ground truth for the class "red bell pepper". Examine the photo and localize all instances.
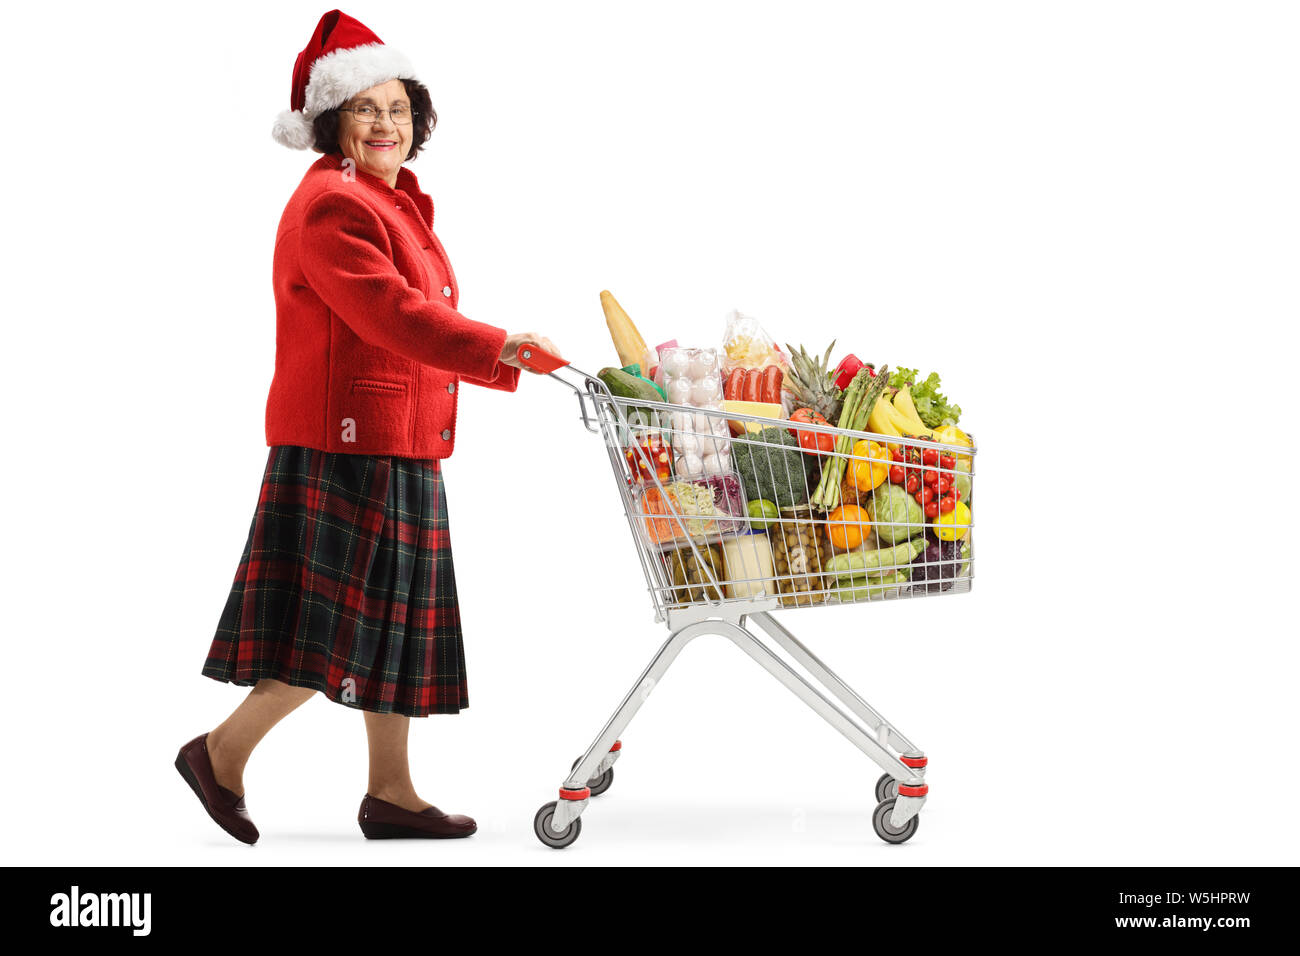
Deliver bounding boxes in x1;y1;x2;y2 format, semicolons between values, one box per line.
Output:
833;354;866;391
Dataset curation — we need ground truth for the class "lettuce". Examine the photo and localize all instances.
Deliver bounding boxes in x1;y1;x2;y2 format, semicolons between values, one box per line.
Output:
889;367;961;427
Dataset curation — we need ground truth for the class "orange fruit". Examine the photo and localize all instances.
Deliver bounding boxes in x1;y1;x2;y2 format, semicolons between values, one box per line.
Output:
827;504;867;550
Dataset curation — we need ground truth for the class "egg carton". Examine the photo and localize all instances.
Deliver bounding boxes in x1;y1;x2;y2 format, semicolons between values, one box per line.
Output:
656;347;730;479
666;407;731;479
656;347;723;407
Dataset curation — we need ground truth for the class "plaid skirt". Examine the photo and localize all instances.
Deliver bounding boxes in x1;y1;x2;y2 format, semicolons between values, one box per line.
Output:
203;445;468;717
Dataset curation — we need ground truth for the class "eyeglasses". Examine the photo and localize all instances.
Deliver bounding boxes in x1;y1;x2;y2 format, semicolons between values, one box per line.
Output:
338;105;417;125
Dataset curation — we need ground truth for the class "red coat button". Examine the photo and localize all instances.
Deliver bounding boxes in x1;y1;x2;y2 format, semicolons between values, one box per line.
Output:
447;382;456;394
441;429;451;440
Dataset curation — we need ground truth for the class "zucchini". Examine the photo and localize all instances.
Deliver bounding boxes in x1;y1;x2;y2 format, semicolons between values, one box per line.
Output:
823;537;927;584
832;569;909;602
599;367;663;429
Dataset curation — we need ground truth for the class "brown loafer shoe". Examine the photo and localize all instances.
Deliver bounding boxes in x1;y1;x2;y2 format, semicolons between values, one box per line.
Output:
358;794;477;839
175;733;259;845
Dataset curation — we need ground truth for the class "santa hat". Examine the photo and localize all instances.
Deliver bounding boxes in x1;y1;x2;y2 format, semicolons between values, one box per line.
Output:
272;9;418;150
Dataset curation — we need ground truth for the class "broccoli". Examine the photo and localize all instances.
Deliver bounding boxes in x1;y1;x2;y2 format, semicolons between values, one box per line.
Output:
732;427;813;508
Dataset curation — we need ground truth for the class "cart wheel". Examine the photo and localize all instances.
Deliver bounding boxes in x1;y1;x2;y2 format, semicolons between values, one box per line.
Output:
874;772;898;803
571;757;615;797
872;798;919;845
533;801;582;849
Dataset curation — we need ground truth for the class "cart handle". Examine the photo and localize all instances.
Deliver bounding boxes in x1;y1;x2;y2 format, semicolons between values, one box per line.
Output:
516;342;609;433
517;342;569;374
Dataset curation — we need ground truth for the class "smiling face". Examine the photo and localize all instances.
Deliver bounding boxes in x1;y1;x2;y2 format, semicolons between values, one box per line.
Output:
337;78;412;187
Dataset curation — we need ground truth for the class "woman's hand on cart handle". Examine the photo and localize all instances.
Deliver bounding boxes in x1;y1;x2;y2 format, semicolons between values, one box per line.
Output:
501;332;567;373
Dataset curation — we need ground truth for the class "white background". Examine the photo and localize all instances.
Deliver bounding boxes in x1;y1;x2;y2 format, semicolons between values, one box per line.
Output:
1;0;1296;866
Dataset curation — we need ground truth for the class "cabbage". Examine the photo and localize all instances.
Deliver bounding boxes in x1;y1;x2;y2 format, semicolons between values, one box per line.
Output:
867;482;925;545
910;538;971;593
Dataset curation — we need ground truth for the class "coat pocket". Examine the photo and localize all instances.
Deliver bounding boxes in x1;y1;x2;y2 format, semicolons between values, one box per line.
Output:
352;379;407;395
339;378;411;449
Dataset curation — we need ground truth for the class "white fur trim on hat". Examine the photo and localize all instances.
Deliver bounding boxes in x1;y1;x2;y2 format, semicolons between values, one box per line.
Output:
272;42;418;150
306;42;416;116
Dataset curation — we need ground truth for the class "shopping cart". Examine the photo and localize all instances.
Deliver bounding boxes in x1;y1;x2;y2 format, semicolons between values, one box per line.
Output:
518;345;975;848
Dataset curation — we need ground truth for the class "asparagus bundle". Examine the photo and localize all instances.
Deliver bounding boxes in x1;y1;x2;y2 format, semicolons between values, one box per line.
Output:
810;364;890;511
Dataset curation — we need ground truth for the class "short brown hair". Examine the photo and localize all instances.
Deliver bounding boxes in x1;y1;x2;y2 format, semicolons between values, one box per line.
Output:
311;79;437;162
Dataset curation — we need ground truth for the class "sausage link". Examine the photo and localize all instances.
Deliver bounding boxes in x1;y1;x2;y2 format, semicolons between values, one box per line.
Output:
761;365;783;404
724;367;747;401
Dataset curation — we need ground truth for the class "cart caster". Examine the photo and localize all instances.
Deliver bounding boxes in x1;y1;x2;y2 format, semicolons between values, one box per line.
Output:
874;772;898;803
872;798;919;845
533;801;582;849
571;756;615;797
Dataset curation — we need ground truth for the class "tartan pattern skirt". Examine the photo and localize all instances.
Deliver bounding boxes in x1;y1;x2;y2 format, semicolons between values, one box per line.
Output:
202;445;468;717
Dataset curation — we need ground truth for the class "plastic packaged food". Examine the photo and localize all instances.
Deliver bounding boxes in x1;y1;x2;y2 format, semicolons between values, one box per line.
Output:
722;309;787;372
721;532;775;599
656;347;731;479
666;407;731;480
623;430;673;487
695;471;747;534
638;480;723;544
657;348;723;406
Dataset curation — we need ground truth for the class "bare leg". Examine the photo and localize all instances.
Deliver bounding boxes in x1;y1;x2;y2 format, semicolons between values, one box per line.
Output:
364;711;433;813
206;679;316;795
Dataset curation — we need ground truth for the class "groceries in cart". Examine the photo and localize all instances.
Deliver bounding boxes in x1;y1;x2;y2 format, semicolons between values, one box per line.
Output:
595;290;975;611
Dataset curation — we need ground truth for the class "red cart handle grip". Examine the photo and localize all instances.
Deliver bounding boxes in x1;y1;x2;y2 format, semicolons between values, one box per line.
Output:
516;342;570;373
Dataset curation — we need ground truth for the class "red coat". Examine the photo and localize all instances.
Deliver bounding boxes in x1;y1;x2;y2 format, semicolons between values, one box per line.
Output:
265;151;520;458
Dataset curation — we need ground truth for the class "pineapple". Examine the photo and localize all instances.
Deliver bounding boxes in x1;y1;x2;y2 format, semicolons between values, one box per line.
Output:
783;341;843;423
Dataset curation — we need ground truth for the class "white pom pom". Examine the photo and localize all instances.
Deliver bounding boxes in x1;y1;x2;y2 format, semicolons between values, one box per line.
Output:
272;109;315;150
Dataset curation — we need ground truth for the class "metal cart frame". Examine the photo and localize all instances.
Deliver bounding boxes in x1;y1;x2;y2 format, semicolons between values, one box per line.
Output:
520;346;971;848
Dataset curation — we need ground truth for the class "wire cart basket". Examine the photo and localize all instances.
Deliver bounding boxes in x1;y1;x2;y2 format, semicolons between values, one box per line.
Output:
519;345;975;848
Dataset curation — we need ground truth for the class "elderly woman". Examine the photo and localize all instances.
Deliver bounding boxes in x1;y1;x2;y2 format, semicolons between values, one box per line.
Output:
174;10;559;844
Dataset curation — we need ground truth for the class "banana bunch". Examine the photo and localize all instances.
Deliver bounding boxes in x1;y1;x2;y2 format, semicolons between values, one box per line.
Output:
867;385;935;441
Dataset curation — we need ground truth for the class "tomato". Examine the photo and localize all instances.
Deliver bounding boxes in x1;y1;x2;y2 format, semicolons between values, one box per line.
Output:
922;448;939;466
789;408;834;455
924;500;939;519
939;495;955;514
921;486;938;505
889;464;906;484
794;428;834;455
938;474;952;493
890;449;904;463
923;468;939;486
940;453;956;469
905;473;920;495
